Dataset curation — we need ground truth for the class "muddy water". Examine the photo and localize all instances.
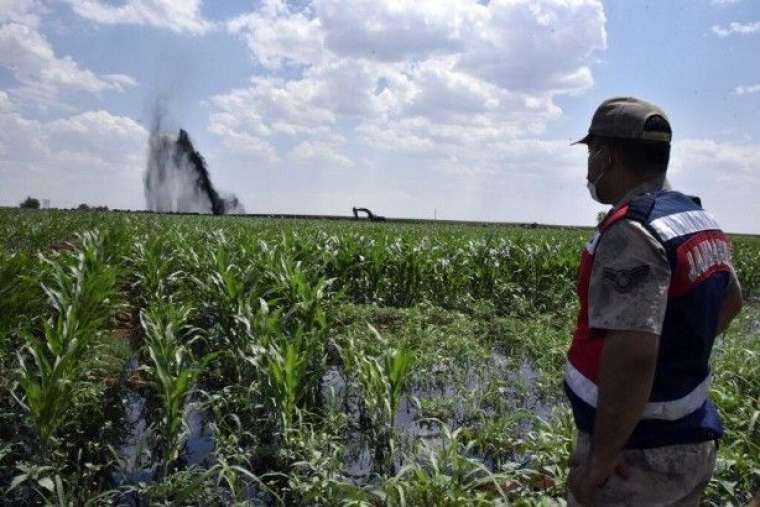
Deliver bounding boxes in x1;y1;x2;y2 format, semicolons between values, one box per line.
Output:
320;350;553;481
113;359;158;487
184;398;215;467
114;358;216;493
115;349;553;492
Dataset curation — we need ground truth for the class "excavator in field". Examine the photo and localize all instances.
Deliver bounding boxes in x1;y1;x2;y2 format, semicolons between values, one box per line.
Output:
352;207;385;221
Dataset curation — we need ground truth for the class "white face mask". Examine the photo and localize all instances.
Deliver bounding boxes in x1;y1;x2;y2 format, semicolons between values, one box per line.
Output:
586;180;599;203
586;148;608;203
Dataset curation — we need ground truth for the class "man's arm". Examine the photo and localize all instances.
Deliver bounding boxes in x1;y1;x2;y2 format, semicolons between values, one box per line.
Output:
570;219;669;504
716;268;743;336
569;329;660;504
588;330;659;475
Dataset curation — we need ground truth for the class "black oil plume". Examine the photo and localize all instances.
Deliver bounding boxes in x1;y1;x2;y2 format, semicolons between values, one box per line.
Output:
145;122;243;214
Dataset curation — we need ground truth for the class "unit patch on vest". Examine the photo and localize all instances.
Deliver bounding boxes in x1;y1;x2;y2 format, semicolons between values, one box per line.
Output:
670;230;732;296
685;236;730;282
602;265;650;293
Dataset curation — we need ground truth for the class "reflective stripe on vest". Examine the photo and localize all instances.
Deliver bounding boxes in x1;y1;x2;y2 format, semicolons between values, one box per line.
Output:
649;209;721;241
564;361;711;421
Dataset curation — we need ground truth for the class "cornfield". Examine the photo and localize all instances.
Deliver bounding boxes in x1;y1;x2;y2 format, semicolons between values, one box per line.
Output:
1;209;758;505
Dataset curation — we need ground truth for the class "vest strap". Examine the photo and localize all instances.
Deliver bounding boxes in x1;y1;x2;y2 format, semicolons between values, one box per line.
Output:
599;204;630;231
626;193;656;223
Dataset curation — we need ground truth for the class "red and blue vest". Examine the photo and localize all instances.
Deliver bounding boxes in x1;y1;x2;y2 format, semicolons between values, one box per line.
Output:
565;190;731;448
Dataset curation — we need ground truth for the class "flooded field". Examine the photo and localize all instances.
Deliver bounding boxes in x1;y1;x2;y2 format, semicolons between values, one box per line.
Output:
1;210;758;505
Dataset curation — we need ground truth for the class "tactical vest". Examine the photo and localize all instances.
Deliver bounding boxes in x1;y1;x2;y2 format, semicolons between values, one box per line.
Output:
565;190;730;448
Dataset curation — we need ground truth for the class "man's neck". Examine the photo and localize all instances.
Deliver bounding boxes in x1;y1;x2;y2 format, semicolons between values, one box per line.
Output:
613;175;668;208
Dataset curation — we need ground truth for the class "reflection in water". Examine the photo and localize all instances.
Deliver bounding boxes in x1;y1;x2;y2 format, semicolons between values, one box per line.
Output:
320;350;551;481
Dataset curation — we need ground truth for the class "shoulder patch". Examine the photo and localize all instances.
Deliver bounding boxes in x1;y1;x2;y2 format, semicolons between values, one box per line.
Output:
626;194;656;223
602;265;651;293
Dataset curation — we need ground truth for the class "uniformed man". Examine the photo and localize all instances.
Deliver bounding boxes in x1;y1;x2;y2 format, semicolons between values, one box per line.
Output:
565;97;744;506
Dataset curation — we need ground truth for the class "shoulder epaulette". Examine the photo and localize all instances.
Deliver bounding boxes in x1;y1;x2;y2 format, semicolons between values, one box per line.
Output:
626;193;656;223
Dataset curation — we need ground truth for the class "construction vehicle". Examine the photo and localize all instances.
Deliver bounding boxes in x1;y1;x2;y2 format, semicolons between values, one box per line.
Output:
352;207;385;221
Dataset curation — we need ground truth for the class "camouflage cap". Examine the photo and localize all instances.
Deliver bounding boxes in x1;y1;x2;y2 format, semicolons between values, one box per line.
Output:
573;96;672;145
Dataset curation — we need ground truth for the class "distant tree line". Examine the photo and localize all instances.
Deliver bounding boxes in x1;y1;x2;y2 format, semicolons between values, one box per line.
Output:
77;203;109;211
18;196;108;211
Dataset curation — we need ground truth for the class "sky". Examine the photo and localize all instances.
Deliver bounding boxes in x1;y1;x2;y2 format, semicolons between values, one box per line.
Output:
0;0;758;232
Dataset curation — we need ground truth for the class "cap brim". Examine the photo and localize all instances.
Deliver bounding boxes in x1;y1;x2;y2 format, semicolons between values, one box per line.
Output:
570;133;591;146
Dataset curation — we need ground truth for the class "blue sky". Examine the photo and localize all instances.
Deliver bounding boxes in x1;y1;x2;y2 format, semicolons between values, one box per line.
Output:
1;0;758;232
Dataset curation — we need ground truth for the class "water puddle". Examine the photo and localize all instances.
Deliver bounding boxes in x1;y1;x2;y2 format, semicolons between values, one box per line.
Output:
184;397;215;468
341;437;373;481
320;350;552;481
114;347;554;494
113;359;158;487
113;358;216;499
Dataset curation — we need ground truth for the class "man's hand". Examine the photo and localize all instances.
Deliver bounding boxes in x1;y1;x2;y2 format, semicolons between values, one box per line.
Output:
568;330;658;505
569;455;629;505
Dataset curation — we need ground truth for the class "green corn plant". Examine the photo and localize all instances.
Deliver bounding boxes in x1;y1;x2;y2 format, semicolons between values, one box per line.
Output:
384;345;415;423
188;243;262;355
262;256;333;409
348;326;414;426
9;463;117;506
373;421;509;506
266;338;306;439
0;251;44;343
732;237;760;299
234;298;283;357
386;238;425;307
4;209;759;504
16;231;115;449
141;302;215;477
319;232;364;300
269;255;332;335
339;327;415;474
213;457;286;506
128;235;184;304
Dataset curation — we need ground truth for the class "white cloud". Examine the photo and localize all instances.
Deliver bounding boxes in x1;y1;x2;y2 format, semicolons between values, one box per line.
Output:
0;22;137;107
207;121;279;162
209;75;336;138
315;0;479;62
0;0;46;27
228;3;325;70
0;108;149;208
0;90;11;113
289;141;353;168
734;83;760;95
217;0;606;163
671;139;759;185
712;21;760;37
46;110;147;157
710;0;742;5
457;0;604;93
669;139;760;232
65;0;212;34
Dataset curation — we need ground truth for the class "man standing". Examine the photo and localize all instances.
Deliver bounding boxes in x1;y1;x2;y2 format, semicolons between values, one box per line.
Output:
565;97;743;505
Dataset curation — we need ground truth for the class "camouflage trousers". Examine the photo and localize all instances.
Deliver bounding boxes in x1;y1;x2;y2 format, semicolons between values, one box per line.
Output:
567;432;717;506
